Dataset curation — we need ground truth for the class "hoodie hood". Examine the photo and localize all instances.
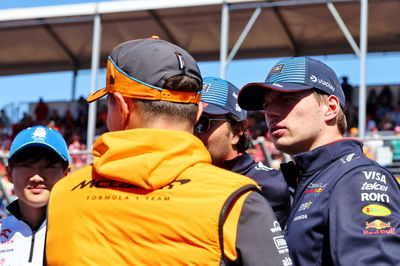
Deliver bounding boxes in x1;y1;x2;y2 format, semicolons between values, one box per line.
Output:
92;128;211;190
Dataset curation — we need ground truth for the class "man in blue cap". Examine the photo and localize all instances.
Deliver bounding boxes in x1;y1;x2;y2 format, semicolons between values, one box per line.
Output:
0;126;69;265
195;76;290;228
238;57;400;265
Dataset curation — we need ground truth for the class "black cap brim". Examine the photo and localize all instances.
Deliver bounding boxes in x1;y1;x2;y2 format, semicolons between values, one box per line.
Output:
238;82;313;111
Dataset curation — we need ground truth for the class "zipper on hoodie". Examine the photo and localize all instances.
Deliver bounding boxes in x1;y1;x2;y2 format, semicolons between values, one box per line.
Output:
28;230;36;262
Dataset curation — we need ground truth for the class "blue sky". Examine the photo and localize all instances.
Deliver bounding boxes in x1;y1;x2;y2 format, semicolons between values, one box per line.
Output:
1;0;400;122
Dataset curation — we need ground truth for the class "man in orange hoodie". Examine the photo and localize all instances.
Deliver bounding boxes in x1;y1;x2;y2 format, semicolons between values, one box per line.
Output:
46;37;291;265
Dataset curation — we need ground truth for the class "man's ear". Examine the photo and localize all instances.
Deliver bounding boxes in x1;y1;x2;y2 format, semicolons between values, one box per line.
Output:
195;101;204;123
6;165;13;184
231;134;240;146
325;95;340;121
113;92;130;127
64;167;71;176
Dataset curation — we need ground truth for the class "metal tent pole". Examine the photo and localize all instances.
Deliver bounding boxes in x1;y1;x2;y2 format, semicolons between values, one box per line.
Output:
86;12;102;154
71;69;78;101
226;7;262;65
220;2;229;79
327;2;360;57
359;0;368;137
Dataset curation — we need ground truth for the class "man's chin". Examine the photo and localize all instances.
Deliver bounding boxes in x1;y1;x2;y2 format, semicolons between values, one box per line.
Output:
273;140;292;155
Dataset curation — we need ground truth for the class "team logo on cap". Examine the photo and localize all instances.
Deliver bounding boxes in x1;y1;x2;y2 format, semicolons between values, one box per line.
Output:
268;64;285;75
309;75;336;92
32;127;47;141
202;83;211;94
310;75;318;82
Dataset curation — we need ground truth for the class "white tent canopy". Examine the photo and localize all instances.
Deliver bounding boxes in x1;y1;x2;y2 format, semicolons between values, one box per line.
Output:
1;0;399;145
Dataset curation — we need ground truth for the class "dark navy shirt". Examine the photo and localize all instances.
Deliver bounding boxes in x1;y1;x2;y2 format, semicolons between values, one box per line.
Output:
223;152;290;228
282;139;400;266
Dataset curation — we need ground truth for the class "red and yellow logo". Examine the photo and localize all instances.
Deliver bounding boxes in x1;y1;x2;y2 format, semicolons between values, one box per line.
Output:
365;219;391;230
363;219;395;235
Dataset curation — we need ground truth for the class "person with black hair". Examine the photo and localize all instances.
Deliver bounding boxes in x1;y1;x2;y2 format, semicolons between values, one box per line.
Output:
0;125;69;265
195;77;290;228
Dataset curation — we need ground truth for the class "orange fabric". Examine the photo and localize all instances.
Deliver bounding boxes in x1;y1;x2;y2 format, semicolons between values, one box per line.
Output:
46;129;258;265
87;59;201;104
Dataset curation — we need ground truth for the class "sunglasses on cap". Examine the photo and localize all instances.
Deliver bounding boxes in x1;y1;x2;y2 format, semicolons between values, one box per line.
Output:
195;115;229;133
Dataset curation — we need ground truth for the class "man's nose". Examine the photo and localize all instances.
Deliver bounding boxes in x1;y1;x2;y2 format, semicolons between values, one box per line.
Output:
29;172;45;182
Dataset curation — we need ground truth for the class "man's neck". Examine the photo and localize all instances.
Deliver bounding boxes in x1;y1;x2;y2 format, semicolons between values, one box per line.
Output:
17;201;47;231
129;118;195;134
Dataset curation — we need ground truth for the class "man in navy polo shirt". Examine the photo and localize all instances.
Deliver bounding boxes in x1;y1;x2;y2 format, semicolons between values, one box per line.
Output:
195;76;290;228
238;57;400;265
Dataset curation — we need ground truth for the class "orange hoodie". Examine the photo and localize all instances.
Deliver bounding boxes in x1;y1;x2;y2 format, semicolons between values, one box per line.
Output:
46;128;259;265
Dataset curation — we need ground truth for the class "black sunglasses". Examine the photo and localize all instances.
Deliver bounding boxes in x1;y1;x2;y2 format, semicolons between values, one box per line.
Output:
195;115;228;133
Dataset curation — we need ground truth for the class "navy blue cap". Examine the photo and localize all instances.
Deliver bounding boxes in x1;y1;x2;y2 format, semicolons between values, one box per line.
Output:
201;77;247;120
238;57;345;110
9;126;69;162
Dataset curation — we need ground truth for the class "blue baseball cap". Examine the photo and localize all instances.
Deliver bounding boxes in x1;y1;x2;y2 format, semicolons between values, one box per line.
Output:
238;57;346;110
9;126;69;162
201;77;247;120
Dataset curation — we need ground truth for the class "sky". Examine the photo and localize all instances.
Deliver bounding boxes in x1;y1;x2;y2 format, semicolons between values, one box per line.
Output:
1;0;400;123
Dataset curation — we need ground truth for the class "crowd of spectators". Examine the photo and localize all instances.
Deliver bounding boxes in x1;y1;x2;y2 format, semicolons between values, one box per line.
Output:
0;97;110;173
0;82;400;218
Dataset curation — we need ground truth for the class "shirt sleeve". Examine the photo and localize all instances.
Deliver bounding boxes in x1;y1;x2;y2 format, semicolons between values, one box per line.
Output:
329;165;400;265
231;191;292;266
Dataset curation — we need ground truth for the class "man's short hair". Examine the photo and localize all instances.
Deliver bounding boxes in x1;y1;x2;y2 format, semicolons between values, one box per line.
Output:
227;114;253;153
313;90;347;135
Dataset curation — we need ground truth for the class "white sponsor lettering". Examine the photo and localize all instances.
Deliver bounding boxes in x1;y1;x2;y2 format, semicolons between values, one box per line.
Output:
273;236;289;254
232;92;238;99
310;75;336;91
255;162;273;171
294;214;308;221
235;103;242;112
270;221;282;233
310;75;317;82
298;201;312;211
341;153;358;164
361;192;390;203
307;183;327;189
363;171;386;184
283;257;293;266
361;182;388;191
272;82;283;88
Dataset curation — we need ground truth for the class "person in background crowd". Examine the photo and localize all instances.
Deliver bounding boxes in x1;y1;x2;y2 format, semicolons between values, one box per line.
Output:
46;37;291;265
364;127;384;160
238;56;400;265
0;125;69;265
34;98;49;124
195;76;290;228
390;126;400;163
68;135;88;170
341;76;353;106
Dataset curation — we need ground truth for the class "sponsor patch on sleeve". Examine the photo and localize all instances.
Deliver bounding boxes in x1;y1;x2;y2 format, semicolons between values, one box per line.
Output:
363;219;395;235
362;204;391;216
